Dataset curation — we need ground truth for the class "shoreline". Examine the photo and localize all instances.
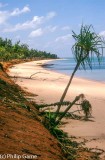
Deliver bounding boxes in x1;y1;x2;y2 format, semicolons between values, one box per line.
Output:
42;58;105;85
40;60;105;100
8;59;105;159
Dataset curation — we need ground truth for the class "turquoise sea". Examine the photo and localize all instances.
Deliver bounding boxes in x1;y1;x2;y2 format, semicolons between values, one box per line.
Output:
44;57;105;82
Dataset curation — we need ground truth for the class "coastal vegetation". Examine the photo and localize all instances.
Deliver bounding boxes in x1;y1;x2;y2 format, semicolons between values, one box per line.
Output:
54;25;104;124
37;25;104;139
0;24;104;160
0;62;100;160
47;24;104;125
36;24;105;159
0;37;58;61
0;64;67;160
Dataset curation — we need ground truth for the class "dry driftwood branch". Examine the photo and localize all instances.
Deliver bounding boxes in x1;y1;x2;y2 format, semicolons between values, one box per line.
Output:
30;72;49;79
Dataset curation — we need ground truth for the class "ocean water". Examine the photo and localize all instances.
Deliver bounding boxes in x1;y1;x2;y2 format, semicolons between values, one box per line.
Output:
44;57;105;82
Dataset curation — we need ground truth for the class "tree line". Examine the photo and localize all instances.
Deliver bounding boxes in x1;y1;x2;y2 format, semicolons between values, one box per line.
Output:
0;37;58;61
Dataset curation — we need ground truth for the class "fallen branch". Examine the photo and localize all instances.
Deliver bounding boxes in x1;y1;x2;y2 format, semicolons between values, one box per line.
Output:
30;71;49;79
35;101;82;109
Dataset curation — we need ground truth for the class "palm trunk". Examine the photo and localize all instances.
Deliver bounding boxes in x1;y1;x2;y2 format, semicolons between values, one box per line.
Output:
55;94;82;125
54;62;80;120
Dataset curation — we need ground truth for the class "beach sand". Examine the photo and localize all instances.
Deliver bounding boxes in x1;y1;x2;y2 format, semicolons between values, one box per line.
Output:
9;59;105;159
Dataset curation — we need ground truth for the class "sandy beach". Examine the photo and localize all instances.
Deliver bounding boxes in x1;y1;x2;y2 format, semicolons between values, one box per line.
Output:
9;59;105;158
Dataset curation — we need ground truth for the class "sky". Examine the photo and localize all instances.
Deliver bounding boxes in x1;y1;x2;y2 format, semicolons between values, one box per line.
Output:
0;0;105;57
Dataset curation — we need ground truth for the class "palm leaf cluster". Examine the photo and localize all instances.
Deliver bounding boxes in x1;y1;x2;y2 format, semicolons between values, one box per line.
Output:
72;25;104;69
80;99;92;118
54;24;105;124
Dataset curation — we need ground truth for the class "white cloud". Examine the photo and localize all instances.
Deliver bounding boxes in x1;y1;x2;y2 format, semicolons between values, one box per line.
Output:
29;28;43;37
61;26;70;31
46;11;57;19
99;31;105;37
3;16;44;32
0;11;8;24
0;5;30;24
3;11;57;32
11;5;30;16
46;25;58;32
32;16;44;25
29;25;57;38
55;34;72;42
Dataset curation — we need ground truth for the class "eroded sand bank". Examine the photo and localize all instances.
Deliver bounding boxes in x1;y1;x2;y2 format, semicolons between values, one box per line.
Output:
9;60;105;158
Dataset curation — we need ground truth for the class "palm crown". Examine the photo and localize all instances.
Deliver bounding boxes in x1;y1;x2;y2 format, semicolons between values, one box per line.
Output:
72;25;104;69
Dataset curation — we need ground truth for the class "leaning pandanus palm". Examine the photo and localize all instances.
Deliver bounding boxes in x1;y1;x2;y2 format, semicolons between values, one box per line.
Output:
54;24;104;123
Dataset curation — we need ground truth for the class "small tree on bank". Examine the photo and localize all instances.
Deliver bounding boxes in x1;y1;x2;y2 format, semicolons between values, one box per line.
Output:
54;24;104;124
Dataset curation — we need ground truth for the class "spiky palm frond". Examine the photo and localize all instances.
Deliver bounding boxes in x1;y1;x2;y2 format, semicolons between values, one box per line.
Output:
54;24;105;123
72;25;104;69
80;99;92;118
